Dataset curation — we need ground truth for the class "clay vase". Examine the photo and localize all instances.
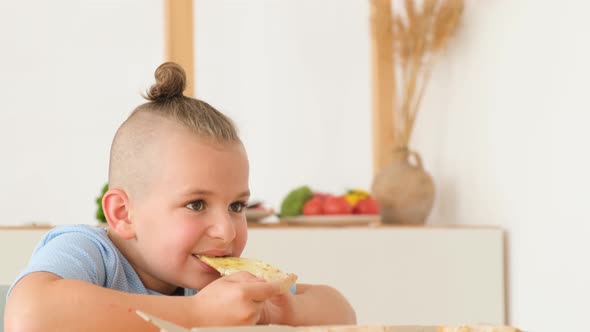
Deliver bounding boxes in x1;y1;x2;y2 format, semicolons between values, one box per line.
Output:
371;148;435;225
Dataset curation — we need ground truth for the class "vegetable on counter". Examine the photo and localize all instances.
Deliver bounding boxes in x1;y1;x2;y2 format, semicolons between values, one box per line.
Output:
279;185;313;217
95;183;109;223
280;186;380;217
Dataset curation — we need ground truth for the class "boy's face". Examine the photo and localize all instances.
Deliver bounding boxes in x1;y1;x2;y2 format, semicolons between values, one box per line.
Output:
128;126;250;294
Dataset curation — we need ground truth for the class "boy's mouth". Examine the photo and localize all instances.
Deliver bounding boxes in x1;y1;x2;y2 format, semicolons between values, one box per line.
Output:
192;254;231;259
195;248;233;257
192;254;222;274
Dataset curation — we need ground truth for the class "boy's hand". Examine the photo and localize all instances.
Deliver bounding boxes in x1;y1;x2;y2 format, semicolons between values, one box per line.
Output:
192;271;282;326
258;284;357;326
258;291;298;325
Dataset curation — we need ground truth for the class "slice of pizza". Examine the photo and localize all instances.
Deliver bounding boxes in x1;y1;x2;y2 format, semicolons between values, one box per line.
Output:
197;255;298;293
437;325;521;332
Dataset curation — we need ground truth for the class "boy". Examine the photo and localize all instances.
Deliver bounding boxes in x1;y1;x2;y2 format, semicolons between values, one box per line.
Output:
5;63;356;331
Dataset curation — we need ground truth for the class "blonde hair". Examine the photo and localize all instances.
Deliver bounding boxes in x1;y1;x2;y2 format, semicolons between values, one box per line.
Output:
108;62;241;198
136;62;239;141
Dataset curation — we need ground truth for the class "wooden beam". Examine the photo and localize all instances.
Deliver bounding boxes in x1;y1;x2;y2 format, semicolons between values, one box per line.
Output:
164;0;195;97
369;0;396;176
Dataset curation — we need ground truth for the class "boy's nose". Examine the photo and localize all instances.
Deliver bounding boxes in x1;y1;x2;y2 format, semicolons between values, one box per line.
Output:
206;211;236;242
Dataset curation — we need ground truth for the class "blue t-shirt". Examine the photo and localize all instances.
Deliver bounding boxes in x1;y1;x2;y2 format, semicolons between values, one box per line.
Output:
9;224;197;296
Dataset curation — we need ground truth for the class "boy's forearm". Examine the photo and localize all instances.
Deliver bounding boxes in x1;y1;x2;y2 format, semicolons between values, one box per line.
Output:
5;274;194;331
293;284;357;326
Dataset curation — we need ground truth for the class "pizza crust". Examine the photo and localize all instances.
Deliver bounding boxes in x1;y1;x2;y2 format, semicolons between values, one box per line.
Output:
197;256;298;293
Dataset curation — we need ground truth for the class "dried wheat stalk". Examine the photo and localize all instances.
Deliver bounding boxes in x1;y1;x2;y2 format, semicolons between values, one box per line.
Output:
372;0;464;149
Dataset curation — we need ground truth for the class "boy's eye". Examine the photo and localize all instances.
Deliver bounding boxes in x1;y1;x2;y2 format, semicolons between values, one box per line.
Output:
229;201;247;213
186;200;205;211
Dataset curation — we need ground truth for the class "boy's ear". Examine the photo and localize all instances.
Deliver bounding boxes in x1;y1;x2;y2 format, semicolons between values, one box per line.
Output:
103;188;136;240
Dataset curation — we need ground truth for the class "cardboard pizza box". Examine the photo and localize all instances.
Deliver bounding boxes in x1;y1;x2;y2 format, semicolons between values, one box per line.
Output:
136;311;438;332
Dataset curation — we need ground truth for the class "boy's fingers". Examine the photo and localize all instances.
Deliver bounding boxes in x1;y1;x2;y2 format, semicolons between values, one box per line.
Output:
247;280;282;302
221;271;282;301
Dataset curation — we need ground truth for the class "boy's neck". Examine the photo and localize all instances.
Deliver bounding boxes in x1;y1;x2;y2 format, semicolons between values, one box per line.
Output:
171;287;185;296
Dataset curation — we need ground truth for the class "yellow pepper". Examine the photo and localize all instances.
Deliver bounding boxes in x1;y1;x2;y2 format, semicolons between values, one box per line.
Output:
343;189;370;206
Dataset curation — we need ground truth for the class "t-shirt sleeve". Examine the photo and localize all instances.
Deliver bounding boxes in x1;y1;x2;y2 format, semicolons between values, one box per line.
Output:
11;231;107;288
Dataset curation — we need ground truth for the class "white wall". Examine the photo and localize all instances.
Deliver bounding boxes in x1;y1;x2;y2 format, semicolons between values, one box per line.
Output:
415;1;589;331
194;0;373;208
195;1;588;331
1;0;587;331
0;0;163;225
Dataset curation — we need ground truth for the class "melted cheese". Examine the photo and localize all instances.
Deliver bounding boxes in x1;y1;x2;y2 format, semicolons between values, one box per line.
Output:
197;256;291;283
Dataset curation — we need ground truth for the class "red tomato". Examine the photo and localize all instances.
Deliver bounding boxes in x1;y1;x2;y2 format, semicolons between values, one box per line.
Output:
323;196;353;215
352;197;380;215
313;192;331;202
303;198;324;215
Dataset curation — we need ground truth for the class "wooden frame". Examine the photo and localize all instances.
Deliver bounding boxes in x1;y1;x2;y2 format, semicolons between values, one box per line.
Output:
164;0;195;97
370;0;395;176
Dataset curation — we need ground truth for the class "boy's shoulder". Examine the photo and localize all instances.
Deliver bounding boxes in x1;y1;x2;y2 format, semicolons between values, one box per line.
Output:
35;224;117;260
46;223;107;235
41;224;109;244
8;224;116;295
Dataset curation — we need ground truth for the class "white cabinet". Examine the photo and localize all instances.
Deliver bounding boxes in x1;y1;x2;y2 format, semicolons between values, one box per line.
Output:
246;226;505;326
0;225;505;326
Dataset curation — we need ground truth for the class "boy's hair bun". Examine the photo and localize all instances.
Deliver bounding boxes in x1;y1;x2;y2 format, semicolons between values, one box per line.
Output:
145;62;186;101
